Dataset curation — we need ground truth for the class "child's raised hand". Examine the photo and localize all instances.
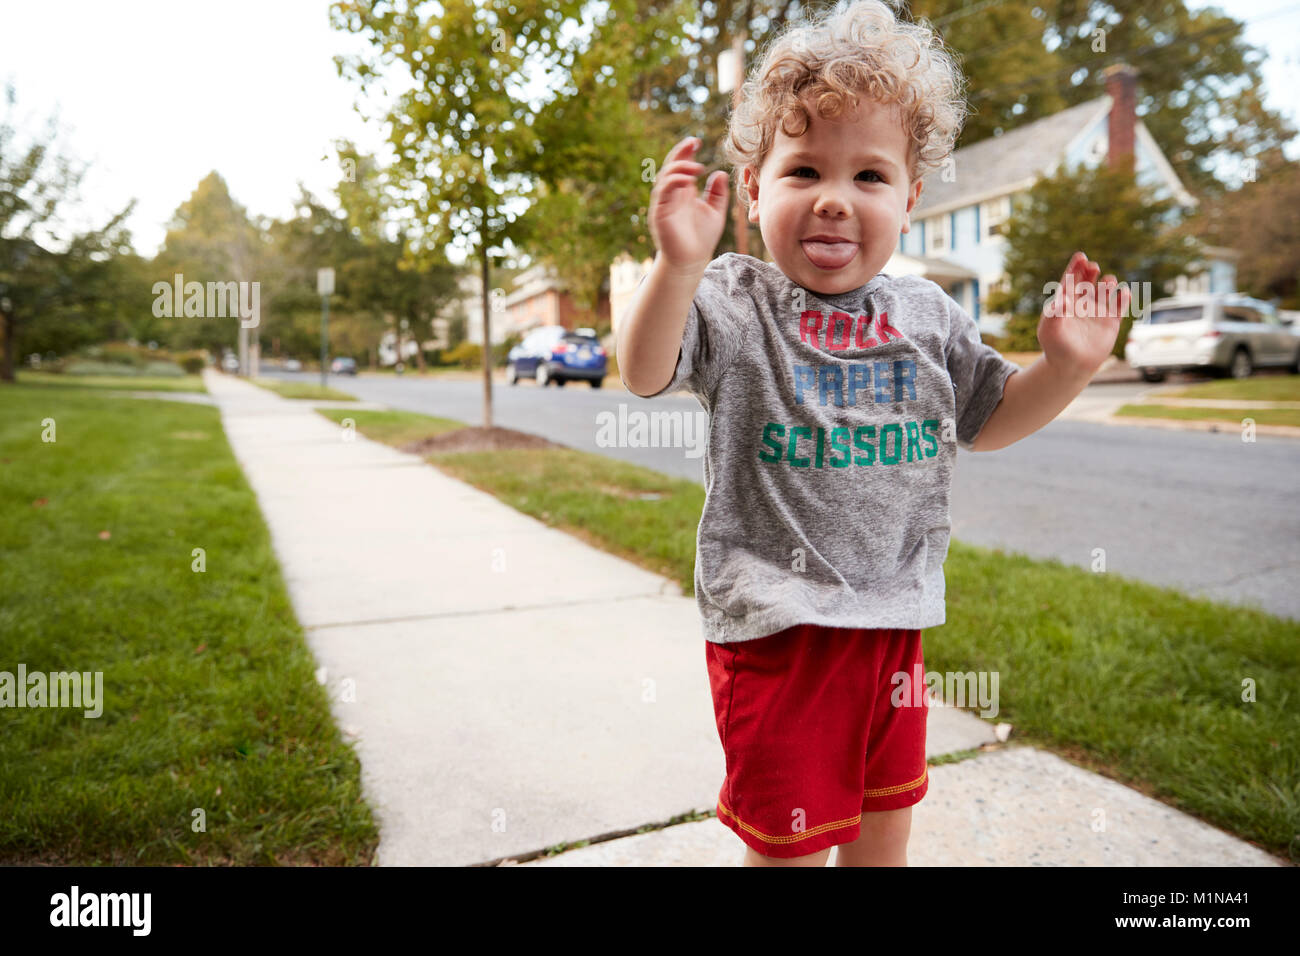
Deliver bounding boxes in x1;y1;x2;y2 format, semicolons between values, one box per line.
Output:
648;137;730;274
1039;251;1130;378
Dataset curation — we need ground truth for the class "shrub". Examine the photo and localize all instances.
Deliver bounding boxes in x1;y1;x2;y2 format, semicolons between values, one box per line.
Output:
441;341;482;369
93;342;149;368
177;351;207;374
64;360;143;376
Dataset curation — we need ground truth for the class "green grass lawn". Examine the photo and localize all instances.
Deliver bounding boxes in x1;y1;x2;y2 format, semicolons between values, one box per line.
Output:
1153;375;1300;402
0;381;378;864
249;377;357;401
16;370;208;394
1115;404;1300;428
320;406;1300;862
315;408;463;447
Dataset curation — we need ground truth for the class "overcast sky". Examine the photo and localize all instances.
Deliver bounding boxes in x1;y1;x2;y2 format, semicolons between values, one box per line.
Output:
1;0;1296;260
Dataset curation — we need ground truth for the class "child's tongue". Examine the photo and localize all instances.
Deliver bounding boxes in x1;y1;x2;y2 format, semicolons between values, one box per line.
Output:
801;239;858;269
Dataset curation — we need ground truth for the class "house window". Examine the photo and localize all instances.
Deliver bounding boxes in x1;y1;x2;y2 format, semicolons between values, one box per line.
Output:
984;196;1011;239
974;204;980;244
949;212;957;251
972;278;980;321
929;216;947;253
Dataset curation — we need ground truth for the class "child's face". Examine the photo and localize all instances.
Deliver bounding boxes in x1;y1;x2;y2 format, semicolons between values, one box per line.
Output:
744;93;924;297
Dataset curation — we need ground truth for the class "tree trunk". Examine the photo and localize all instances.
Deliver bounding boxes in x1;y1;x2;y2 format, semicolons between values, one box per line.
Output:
1;310;15;383
481;245;492;429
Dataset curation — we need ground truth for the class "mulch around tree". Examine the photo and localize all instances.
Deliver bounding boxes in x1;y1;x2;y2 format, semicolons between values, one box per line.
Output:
400;426;568;455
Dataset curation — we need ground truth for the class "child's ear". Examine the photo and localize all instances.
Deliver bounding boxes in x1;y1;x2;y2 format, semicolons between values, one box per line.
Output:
744;166;761;223
901;178;923;233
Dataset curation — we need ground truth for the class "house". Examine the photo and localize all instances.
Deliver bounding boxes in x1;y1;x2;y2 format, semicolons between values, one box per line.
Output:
610;254;652;339
463;261;609;346
893;62;1238;336
377;328;423;366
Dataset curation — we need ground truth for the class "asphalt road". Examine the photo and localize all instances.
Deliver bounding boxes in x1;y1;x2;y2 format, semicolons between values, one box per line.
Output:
267;368;1300;623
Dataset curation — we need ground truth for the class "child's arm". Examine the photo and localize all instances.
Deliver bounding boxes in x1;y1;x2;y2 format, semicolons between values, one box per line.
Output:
972;251;1130;452
618;255;708;397
617;136;730;397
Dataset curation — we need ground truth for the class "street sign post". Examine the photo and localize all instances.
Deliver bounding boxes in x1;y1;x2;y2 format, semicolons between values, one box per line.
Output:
318;268;334;388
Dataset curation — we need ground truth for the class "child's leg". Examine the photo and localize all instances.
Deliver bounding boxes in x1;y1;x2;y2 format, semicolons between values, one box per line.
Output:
840;627;927;866
833;806;912;866
706;627;873;867
743;842;832;868
743;844;832;867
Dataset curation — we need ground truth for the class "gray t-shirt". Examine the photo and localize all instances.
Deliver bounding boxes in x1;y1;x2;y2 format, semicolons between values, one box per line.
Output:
624;252;1020;645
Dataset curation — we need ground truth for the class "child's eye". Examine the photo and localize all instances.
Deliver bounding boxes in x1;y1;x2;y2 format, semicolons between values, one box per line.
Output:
787;167;884;182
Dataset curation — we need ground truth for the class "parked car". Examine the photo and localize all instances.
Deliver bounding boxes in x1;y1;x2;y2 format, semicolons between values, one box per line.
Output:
1124;293;1300;381
283;358;302;372
506;325;607;387
330;356;357;376
221;352;239;372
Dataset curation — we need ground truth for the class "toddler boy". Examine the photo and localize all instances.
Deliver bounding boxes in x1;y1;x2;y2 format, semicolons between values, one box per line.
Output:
616;0;1127;866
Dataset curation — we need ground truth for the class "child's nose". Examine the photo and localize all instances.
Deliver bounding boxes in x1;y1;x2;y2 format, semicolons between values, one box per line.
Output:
812;188;852;216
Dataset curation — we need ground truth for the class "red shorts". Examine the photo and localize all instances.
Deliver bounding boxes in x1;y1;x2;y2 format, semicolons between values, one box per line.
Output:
705;623;929;859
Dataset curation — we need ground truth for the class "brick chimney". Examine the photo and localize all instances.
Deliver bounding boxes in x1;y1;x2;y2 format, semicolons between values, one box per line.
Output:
1104;63;1138;173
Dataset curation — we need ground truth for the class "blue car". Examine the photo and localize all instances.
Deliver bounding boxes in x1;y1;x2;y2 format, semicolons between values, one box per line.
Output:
507;326;606;387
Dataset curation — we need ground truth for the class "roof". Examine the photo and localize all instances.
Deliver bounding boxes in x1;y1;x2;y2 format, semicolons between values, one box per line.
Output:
884;252;978;280
913;96;1111;216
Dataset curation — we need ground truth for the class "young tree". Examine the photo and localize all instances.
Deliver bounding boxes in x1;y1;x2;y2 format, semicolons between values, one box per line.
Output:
332;0;589;426
985;161;1199;355
332;141;462;371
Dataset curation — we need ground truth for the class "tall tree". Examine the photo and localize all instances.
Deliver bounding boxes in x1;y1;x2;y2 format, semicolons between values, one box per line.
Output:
915;1;1298;200
154;172;267;364
0;83;135;382
1189;157;1300;308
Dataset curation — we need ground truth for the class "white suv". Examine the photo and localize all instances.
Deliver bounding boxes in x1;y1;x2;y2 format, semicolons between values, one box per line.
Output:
1125;293;1300;381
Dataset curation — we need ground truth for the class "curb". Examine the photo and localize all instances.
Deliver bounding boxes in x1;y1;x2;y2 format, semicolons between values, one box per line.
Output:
1099;413;1300;438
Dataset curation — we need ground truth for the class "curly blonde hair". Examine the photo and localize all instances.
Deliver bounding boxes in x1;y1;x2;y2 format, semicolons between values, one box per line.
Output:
723;0;969;208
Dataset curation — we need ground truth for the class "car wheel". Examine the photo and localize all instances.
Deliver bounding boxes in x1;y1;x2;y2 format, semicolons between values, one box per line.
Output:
1139;367;1166;383
590;378;603;389
1290;347;1300;375
1229;348;1253;379
536;363;550;386
555;377;566;387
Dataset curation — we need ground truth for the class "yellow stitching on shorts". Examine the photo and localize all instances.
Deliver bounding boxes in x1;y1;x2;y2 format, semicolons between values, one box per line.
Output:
863;767;927;797
717;799;861;845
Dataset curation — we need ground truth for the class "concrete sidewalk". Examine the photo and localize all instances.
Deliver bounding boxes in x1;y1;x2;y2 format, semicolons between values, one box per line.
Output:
201;369;1284;867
